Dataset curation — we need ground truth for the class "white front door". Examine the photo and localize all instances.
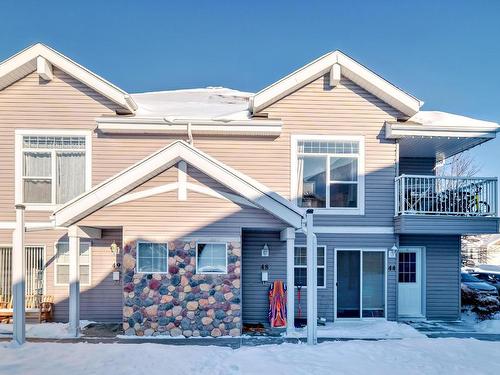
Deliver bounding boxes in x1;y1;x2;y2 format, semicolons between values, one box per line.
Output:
398;247;423;318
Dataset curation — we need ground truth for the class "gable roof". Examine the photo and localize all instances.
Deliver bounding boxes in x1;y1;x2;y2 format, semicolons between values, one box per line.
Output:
0;43;137;113
250;50;423;117
52;140;304;229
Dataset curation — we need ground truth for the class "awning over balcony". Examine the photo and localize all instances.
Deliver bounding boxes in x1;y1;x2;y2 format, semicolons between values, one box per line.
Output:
386;111;500;159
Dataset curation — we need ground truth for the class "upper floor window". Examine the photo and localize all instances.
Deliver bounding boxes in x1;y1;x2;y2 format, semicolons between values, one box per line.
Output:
292;136;364;213
16;130;91;207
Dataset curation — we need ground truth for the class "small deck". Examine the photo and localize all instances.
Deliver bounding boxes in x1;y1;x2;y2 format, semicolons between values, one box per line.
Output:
395;175;499;234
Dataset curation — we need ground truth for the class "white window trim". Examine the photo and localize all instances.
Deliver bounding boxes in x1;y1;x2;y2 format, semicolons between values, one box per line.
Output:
135;241;169;274
195;242;228;275
333;247;387;320
54;240;92;287
15;129;92;211
294;245;327;289
291;134;365;215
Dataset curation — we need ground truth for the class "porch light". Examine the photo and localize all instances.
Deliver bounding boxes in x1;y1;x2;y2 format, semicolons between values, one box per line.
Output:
261;244;270;257
389;244;398;259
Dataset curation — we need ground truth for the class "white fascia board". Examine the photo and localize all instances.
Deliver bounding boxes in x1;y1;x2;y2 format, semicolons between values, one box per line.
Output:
53;141;304;228
0;43;136;113
386;122;499;139
96;117;283;136
251;50;422;116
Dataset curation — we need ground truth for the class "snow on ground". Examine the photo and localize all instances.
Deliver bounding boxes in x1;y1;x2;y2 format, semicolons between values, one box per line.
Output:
461;311;500;333
0;320;94;338
2;338;500;375
287;320;425;339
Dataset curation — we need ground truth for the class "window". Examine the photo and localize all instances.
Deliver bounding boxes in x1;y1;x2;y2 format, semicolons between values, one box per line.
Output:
398;252;416;283
17;131;91;206
294;137;363;211
294;246;326;287
137;242;168;273
55;242;91;285
196;243;227;274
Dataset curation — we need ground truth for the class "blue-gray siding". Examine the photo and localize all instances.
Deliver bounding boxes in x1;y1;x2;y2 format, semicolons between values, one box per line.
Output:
242;230;397;325
399;157;436;176
395;216;500;235
399;234;461;320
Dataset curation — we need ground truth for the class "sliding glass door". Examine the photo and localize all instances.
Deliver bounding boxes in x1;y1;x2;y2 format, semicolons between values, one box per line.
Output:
336;250;386;319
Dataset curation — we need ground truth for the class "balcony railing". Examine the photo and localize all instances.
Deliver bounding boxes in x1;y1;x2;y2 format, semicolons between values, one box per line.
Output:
395;175;498;217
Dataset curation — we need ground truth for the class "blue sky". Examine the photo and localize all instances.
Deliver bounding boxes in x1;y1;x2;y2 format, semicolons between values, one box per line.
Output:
1;0;499;175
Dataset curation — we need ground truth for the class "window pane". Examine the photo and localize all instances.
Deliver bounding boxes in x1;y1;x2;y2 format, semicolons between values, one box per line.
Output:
24;179;52;203
80;265;90;285
23;152;52;177
297;156;326;208
56;243;70;264
294;246;307;266
137;242;168;273
317;267;325;287
337;250;360;318
294;268;307;287
317;247;325;266
197;243;227;273
57;265;69;284
362;252;385;318
56;152;86;204
79;243;90;264
330;183;358;208
23;135;85;149
330;157;357;182
298;140;358;154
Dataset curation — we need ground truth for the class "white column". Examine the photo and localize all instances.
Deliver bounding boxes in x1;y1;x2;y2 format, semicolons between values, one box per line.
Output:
12;204;25;345
306;209;317;345
281;227;296;336
68;225;80;337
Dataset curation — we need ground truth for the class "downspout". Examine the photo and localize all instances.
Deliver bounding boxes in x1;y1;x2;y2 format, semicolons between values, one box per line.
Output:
302;209;317;345
186;122;193;145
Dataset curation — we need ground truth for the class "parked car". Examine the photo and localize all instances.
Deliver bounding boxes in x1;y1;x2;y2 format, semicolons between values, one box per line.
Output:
470;272;500;293
461;273;499;296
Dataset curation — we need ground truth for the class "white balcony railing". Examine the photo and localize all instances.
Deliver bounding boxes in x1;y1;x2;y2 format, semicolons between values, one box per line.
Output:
395;175;498;217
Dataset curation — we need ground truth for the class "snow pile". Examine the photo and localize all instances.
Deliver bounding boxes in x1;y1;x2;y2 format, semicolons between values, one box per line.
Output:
408;111;499;128
2;338;500;374
131;87;253;120
462;310;500;333
288;320;425;339
0;320;94;338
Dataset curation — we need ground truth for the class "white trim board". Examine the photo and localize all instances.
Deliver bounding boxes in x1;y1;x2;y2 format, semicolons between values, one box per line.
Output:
251;50;422;116
0;43;136;113
312;226;394;234
53;140;304;228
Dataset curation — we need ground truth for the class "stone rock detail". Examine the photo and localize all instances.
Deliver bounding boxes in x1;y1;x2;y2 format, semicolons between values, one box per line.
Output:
122;240;241;338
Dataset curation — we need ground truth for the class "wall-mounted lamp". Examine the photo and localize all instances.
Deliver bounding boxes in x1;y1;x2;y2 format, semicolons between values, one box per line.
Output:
389;244;398;259
261;244;270;257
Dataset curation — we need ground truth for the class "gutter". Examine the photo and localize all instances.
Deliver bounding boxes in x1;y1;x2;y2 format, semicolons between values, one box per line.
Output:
385;121;499;139
96;116;283;136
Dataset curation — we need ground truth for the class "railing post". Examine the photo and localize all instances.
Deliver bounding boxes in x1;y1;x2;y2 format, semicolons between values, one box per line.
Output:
400;176;406;215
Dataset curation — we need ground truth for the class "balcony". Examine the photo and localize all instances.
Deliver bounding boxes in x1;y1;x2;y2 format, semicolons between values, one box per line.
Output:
395;175;499;235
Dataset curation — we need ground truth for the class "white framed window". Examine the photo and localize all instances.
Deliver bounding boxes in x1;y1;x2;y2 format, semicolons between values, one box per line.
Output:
294;245;326;288
15;129;92;209
136;242;169;273
54;241;91;286
196;242;228;275
291;135;365;215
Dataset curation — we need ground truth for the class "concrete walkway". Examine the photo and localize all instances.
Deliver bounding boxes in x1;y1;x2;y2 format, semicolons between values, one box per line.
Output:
407;320;500;341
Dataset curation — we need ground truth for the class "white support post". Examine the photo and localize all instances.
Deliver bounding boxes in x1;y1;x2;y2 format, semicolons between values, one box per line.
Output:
281;227;296;336
68;225;80;337
306;209;317;345
12;204;25;345
178;161;187;201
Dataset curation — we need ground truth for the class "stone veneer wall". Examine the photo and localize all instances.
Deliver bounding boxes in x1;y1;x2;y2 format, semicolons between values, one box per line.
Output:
122;239;241;337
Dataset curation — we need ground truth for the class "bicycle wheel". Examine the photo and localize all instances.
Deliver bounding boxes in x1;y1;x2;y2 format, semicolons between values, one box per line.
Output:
469;201;490;215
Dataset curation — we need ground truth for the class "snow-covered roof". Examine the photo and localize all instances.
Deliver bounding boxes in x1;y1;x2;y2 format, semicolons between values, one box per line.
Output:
408;111;499;129
130;87;252;120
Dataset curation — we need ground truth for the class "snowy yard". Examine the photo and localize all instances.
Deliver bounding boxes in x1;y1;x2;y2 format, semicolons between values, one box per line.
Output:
1;338;500;375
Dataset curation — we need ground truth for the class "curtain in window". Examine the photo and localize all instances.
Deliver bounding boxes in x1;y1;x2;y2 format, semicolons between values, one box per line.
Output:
56;152;86;204
23;152;52;203
296;156;304;203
